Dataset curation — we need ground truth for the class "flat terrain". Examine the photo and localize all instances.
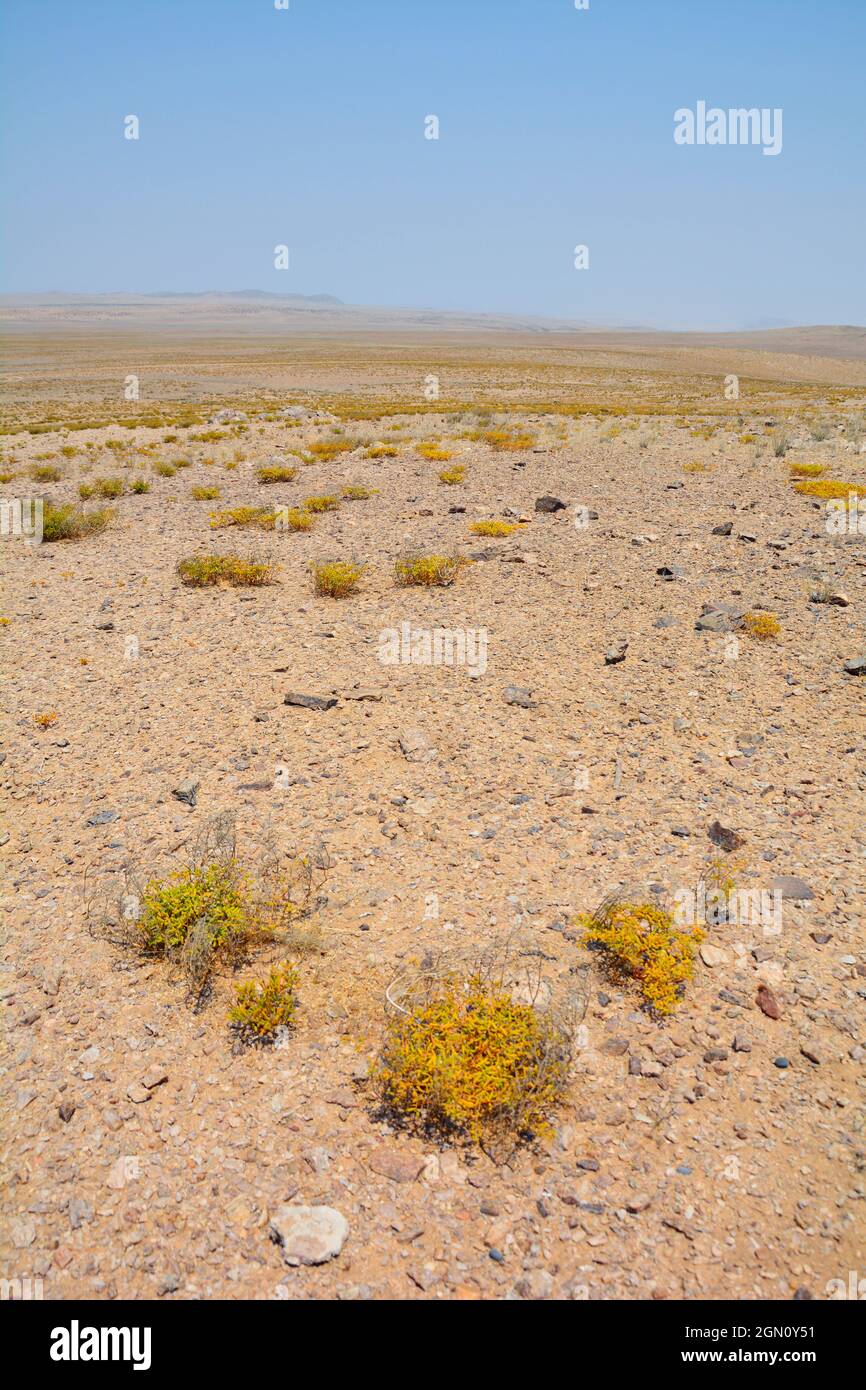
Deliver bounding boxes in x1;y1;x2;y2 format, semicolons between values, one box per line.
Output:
1;323;865;1301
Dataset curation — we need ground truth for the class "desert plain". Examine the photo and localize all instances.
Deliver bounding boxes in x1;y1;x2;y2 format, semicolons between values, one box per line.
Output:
1;298;865;1301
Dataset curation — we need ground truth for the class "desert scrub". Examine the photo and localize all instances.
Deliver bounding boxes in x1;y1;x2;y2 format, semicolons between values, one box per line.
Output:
466;427;535;452
79;477;125;500
739;610;780;640
276;507;314;532
417;442;453;461
33;710;58;729
153;461;177;477
191;485;221;501
311;560;364;598
395;554;462;587
177;555;275;587
229;962;299;1042
738;432;757;444
341;484;377;500
257;465;297;484
131;478;150;494
364;443;398;459
788;462;824;479
41;503;113;542
578;898;704;1016
303;494;340;513
374;976;569;1148
469;519;517;537
208;506;275;530
438;464;466;485
29;464;63;482
793;479;865;500
682;460;710;474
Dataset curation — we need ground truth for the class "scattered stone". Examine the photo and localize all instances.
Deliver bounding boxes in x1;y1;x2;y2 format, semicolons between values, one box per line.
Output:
398;727;436;760
800;1043;823;1065
269;1205;349;1266
58;1100;76;1122
604;641;628;665
757;985;782;1019
771;875;814;901
503;685;535;708
366;1147;425;1183
700;943;729;968
86;809;118;826
711;521;733;536
708;819;746;852
843;657;866;676
284;691;338;711
171;779;199;808
534;496;567;513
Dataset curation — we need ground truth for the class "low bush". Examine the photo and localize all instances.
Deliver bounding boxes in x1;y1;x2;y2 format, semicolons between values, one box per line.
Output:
177;554;275;587
577;897;704;1016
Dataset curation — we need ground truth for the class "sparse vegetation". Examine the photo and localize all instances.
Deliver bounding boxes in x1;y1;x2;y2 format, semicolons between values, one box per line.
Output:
30;464;63;482
578;897;704;1016
41;503;113;542
177;555;275;587
788;462;825;478
191;485;221;501
131;478;150;494
469;519;517;537
417;442;453;461
257;465;297;484
739;610;781;640
341;484;377;500
374;974;570;1149
304;494;340;513
395;554;462;587
311;560;364;597
277;507;314;532
208;506;275;530
438;464;466;485
229;963;299;1041
33;710;59;729
79;477;125;500
153;461;177;477
793;479;865;500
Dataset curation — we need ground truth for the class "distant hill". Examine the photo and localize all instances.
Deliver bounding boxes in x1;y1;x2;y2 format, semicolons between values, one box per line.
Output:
0;293;864;361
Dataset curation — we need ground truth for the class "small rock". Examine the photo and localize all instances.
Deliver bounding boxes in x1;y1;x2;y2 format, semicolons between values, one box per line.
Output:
367;1147;425;1183
503;685;535;708
708;819;746;853
172;779;199;808
269;1205;349;1266
284;692;339;711
771;874;814;901
534;496;567;513
700;944;730;968
757;985;782;1019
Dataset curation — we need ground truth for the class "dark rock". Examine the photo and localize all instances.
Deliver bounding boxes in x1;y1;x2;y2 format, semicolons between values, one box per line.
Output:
711;521;733;536
284;692;339;711
86;809;118;826
771;875;814;901
843;657;866;676
757;985;781;1019
503;685;535;708
172;778;199;808
534;495;567;513
708;819;746;853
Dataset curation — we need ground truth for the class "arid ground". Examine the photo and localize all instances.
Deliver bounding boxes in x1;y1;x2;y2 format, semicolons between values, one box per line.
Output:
2;305;865;1300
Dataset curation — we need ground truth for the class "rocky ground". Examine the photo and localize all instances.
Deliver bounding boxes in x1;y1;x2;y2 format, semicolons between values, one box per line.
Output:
2;392;865;1300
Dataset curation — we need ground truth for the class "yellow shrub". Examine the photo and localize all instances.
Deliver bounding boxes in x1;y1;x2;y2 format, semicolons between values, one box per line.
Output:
788;462;824;478
374;977;569;1146
395;554;462;587
304;495;340;513
312;560;364;597
418;442;453;461
191;486;221;500
257;465;297;484
177;555;275;587
34;710;58;729
208;506;275;530
438;465;466;485
793;479;865;500
341;484;377;500
469;520;517;537
739;610;780;640
229;963;299;1040
365;444;398;459
277;507;314;532
466;428;535;452
578;899;703;1016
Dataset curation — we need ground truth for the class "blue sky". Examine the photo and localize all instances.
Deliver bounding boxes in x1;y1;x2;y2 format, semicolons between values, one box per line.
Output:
2;0;863;328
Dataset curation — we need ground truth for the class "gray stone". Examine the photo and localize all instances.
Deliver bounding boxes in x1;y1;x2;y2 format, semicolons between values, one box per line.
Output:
269;1204;349;1266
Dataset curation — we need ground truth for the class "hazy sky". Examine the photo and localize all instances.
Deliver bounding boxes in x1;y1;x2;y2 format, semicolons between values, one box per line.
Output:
2;0;864;329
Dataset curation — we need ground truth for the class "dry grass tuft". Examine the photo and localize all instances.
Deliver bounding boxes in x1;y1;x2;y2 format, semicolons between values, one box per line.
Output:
177;554;275;587
395;554;463;587
469;519;517;537
42;503;113;542
311;560;365;598
257;465;298;484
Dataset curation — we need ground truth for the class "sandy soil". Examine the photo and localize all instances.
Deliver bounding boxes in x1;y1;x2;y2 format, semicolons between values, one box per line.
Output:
1;342;865;1301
